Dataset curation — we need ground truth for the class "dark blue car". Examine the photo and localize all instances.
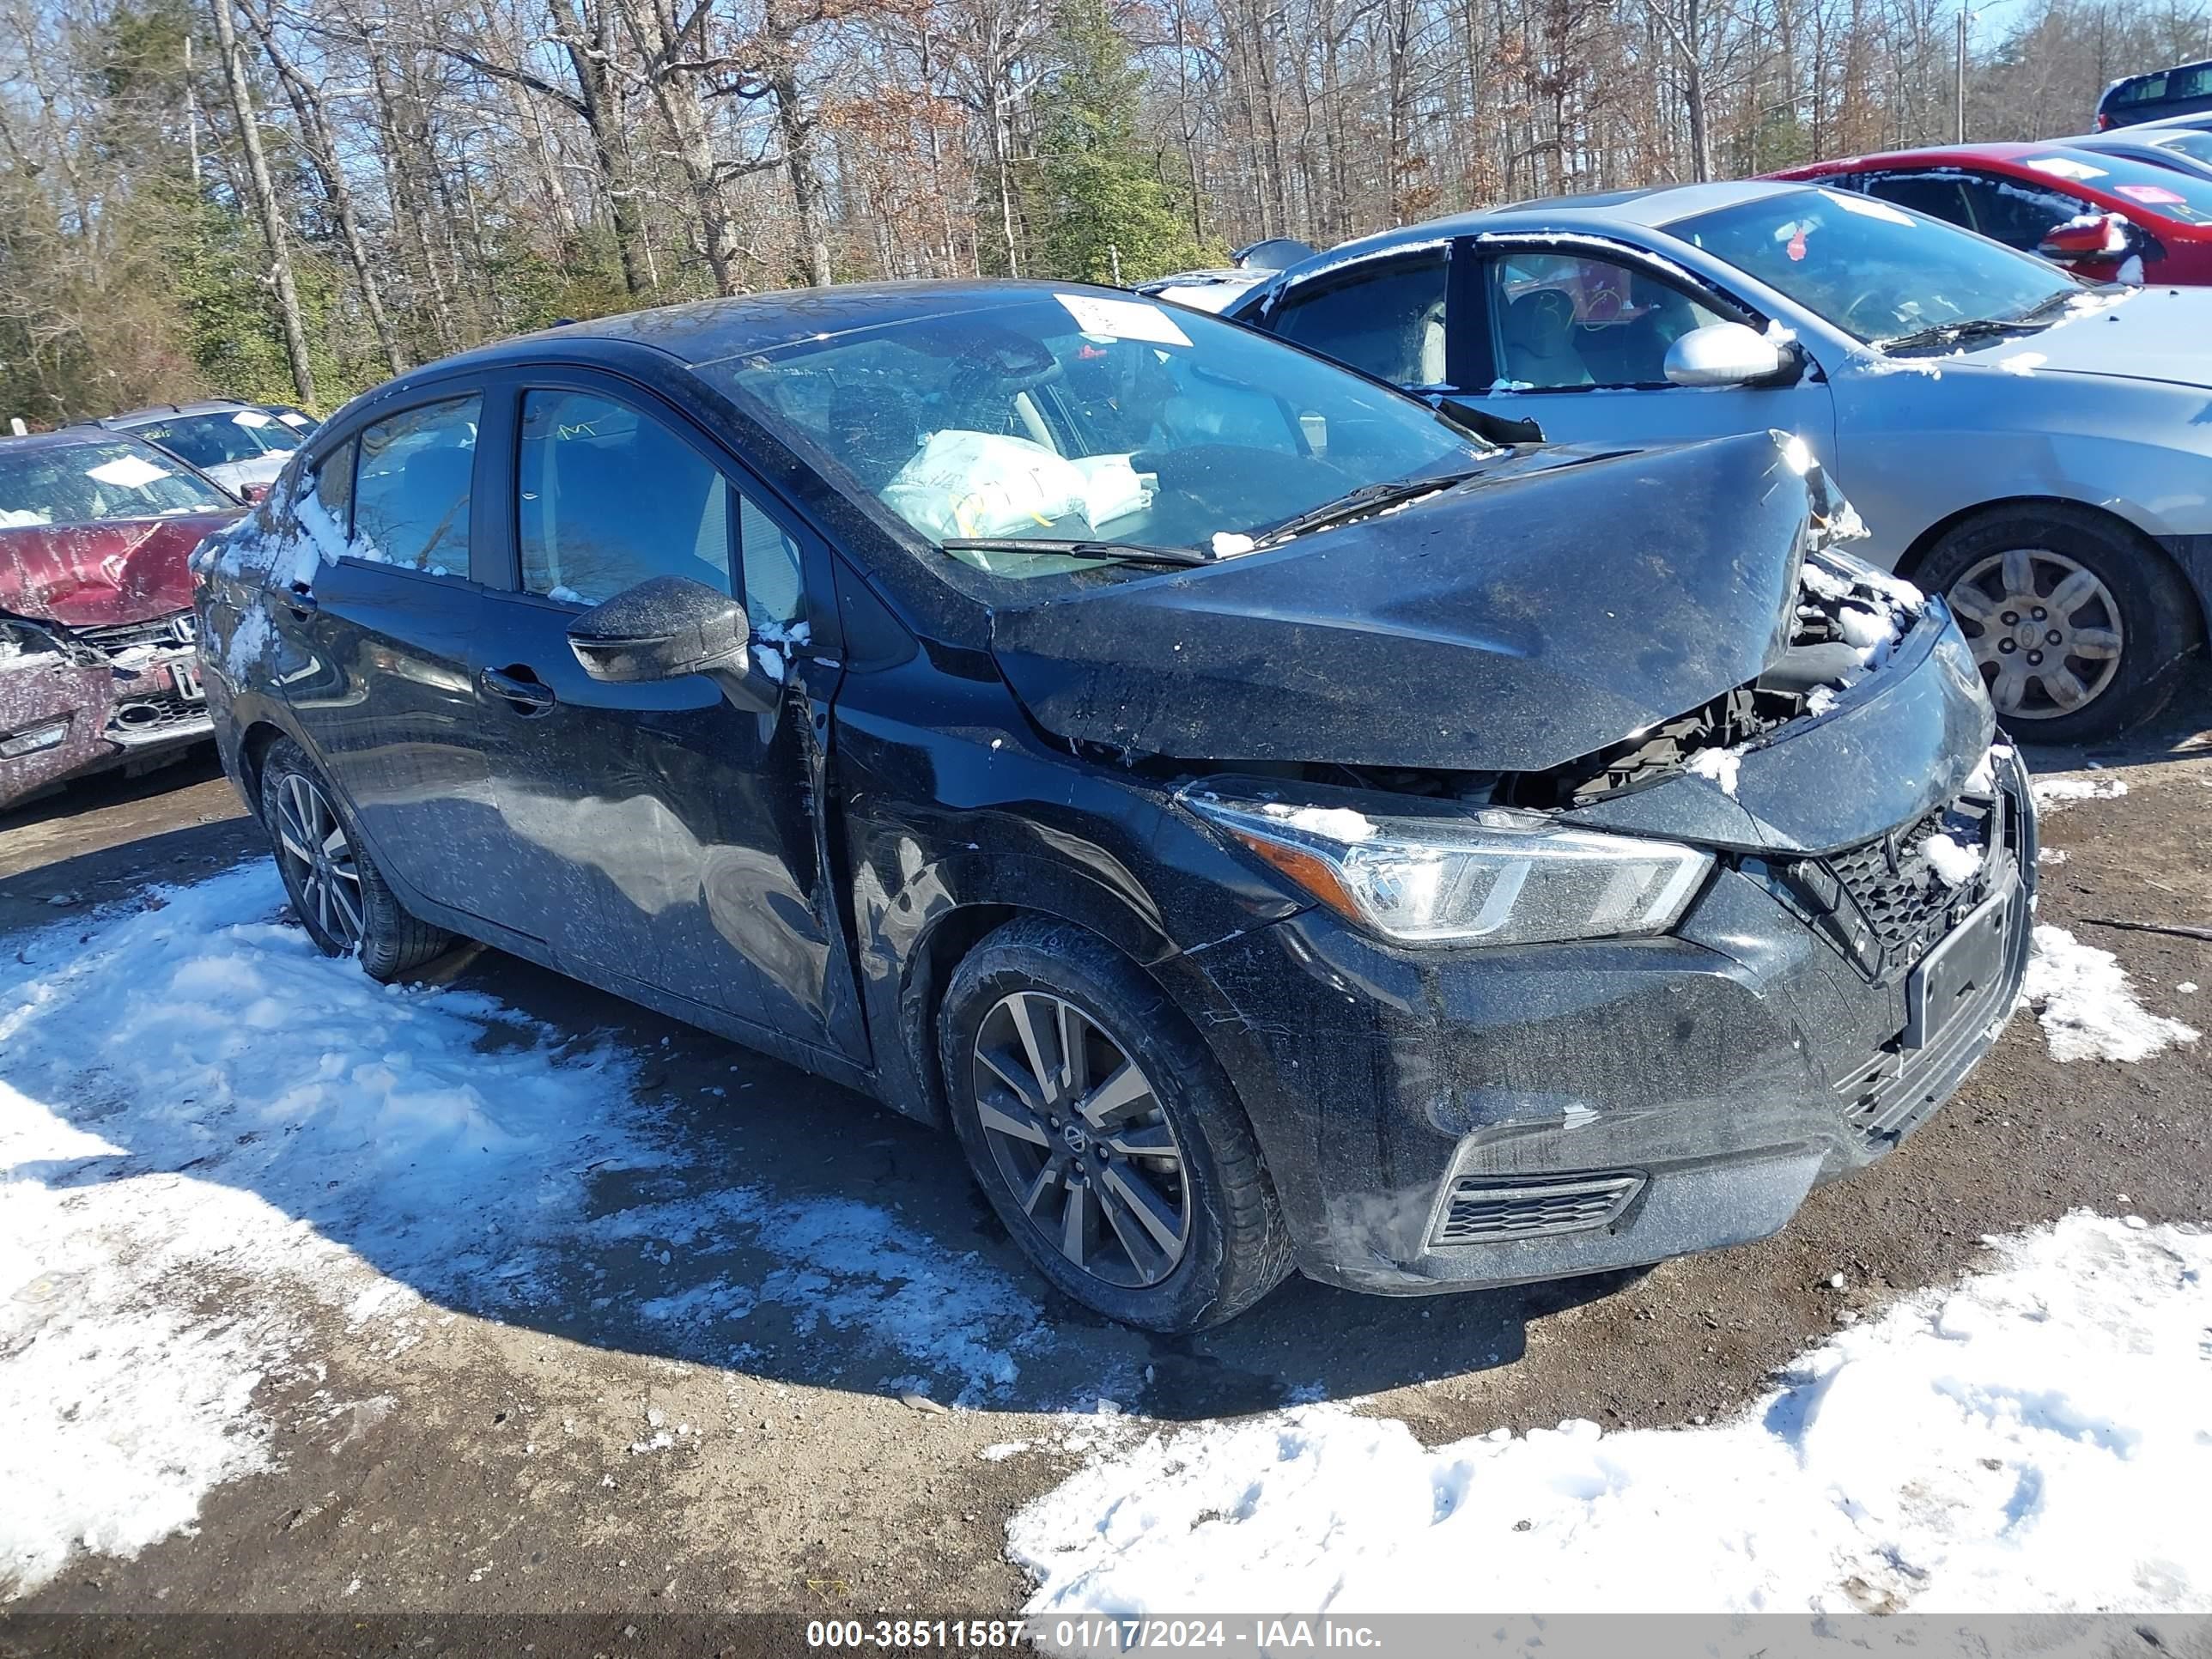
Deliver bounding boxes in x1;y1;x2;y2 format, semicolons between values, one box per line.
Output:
190;282;2033;1331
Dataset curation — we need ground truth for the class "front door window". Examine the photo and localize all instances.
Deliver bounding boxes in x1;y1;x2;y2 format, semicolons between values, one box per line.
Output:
1490;253;1727;390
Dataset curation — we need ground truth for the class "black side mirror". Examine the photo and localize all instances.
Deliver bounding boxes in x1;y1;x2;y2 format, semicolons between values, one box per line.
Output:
566;575;774;710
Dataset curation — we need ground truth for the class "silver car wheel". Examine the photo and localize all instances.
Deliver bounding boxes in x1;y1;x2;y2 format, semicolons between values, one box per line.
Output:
970;990;1191;1289
1947;547;2124;722
275;771;365;952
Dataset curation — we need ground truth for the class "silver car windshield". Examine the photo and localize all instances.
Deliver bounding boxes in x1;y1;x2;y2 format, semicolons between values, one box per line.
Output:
1673;189;2081;346
696;292;1491;575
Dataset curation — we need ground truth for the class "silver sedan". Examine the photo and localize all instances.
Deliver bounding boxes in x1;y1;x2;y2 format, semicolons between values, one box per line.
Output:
1225;179;2212;739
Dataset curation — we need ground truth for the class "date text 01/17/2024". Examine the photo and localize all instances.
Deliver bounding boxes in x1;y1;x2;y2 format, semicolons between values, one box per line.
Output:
805;1619;1386;1651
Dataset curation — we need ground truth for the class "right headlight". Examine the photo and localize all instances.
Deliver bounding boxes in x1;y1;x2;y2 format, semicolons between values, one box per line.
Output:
1183;789;1712;947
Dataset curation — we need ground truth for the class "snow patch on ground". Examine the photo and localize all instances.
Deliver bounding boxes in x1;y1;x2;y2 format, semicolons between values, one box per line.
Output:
2033;775;2128;811
1007;1212;2212;1618
2021;924;2200;1063
0;866;1046;1596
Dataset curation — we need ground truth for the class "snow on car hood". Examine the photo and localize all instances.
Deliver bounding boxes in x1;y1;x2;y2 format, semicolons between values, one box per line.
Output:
1949;284;2212;388
0;511;239;628
988;434;1814;773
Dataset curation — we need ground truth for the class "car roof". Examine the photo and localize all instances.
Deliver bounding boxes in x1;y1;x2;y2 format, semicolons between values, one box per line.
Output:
1252;179;1807;282
0;426;153;453
422;280;1200;375
1784;142;2117;173
98;400;263;427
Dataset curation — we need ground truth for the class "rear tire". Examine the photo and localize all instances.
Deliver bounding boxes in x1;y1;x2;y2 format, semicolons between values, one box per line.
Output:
1917;505;2196;743
259;738;451;981
939;917;1293;1332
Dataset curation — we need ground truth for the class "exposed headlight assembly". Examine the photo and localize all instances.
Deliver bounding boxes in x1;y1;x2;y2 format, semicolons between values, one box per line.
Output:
1184;791;1712;947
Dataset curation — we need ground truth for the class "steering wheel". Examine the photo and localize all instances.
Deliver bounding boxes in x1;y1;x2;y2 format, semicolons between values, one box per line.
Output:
1839;287;1900;333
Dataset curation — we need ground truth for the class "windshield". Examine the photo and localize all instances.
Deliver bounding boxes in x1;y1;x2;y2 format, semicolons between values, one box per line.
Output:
127;409;303;471
1672;189;2081;345
2131;127;2212;169
696;291;1490;576
2010;148;2212;222
0;438;232;528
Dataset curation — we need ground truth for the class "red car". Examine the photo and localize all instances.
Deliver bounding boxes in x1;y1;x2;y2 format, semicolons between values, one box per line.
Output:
1770;143;2212;286
1;428;243;811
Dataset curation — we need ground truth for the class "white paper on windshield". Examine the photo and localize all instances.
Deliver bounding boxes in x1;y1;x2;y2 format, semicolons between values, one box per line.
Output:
232;408;274;427
276;410;311;428
1823;188;1916;225
85;455;172;489
2022;155;2106;180
1054;293;1192;348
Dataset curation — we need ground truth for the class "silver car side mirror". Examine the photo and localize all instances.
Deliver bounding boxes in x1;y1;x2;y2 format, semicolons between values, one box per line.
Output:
1664;322;1787;388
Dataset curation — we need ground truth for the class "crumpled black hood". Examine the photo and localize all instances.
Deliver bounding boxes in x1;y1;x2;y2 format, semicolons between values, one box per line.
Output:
988;432;1815;773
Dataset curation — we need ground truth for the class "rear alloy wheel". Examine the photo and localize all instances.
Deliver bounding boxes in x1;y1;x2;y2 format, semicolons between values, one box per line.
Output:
258;738;453;981
273;769;365;952
939;917;1292;1331
1917;505;2197;744
1947;547;2124;722
970;990;1192;1288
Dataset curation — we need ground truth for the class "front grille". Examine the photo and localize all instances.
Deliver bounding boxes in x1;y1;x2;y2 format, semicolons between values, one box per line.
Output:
74;611;197;660
1751;785;2008;981
106;690;210;746
1431;1174;1643;1247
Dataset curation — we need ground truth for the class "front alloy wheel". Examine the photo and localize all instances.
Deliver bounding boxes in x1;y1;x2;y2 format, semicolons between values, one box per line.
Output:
274;770;364;951
939;916;1291;1330
970;990;1192;1288
1946;546;2124;722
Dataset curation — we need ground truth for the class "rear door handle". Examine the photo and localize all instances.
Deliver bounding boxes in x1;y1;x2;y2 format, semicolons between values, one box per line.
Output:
479;665;557;715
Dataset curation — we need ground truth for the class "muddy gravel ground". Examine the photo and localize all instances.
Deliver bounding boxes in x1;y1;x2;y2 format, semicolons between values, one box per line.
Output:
3;674;2209;1635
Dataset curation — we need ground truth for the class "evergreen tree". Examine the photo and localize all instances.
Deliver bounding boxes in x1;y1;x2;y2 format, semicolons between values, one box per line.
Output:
1025;0;1214;284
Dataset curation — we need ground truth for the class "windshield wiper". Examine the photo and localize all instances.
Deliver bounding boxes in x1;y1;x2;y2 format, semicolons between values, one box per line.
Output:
1882;315;2051;354
2015;288;2091;321
939;537;1215;568
1255;466;1489;546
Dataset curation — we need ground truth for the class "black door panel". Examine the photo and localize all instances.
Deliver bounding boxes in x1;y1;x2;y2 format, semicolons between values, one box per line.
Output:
278;558;508;927
466;375;861;1061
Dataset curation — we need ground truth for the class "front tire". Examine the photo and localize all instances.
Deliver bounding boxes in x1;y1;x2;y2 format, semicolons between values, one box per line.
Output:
259;738;451;981
1917;505;2196;743
938;917;1292;1332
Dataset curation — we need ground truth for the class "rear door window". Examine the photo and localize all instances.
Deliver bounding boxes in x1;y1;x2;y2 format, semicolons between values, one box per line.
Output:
1860;172;1975;229
1270;253;1452;386
352;395;481;574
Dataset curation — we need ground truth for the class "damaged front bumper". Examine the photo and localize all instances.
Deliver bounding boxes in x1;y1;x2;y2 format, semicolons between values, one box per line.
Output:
0;611;211;811
1173;607;2035;1296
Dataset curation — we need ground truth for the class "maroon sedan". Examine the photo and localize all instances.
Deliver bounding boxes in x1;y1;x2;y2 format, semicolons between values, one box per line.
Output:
1;428;243;811
1770;143;2212;286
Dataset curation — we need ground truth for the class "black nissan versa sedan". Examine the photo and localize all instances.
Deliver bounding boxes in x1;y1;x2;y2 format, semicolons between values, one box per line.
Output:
191;281;2034;1332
